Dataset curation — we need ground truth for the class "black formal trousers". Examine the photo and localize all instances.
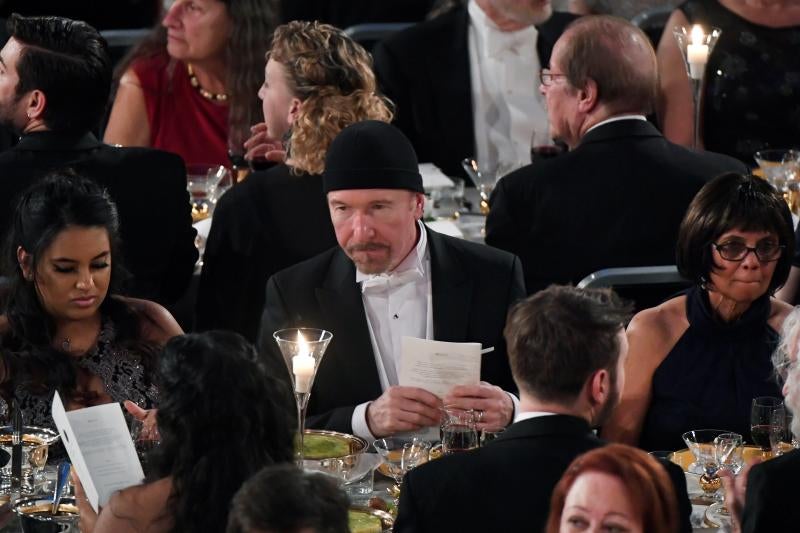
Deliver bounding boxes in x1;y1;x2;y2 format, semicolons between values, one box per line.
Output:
257;227;526;434
486;119;749;295
196;165;337;342
372;6;577;177
0;131;197;305
395;414;692;533
741;448;800;532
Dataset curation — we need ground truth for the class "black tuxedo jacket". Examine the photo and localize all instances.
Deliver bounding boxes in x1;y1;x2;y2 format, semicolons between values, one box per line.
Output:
373;6;577;177
196;165;337;342
741;448;800;532
258;228;525;433
486;119;748;294
395;414;692;533
0;131;197;305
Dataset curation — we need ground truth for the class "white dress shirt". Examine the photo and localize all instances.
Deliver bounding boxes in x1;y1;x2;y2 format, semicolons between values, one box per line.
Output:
584;114;648;136
468;0;549;175
352;221;433;439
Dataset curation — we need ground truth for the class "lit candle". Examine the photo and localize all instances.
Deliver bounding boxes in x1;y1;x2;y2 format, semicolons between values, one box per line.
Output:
292;332;314;393
686;25;709;80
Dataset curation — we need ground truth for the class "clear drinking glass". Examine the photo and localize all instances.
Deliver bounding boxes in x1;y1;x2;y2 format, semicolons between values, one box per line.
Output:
751;396;785;458
440;406;479;455
769;408;788;456
186;164;233;222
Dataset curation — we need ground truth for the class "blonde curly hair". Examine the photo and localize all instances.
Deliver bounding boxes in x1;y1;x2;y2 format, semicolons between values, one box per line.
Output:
268;21;394;175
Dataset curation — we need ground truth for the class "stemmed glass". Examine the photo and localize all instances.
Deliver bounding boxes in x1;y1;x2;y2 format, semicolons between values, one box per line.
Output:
682;429;731;500
373;438;430;506
751;396;785;458
273;328;333;465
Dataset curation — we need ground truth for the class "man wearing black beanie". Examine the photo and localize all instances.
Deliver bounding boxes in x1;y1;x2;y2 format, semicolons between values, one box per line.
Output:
258;121;525;439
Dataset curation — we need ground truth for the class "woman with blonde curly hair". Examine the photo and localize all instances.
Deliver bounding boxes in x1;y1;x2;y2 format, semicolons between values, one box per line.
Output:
196;21;393;340
546;444;679;533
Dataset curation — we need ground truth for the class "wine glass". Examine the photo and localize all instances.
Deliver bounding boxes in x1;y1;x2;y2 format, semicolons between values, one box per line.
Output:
529;128;564;162
682;429;730;500
373;438;430;506
441;406;479;455
751;396;784;458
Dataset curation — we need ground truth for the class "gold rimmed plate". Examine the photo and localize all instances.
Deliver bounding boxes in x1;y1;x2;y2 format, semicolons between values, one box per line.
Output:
669;443;794;472
302;430;367;461
349;506;393;533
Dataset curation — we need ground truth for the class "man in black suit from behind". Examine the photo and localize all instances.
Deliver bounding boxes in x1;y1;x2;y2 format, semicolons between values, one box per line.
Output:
486;15;747;295
258;121;525;441
373;0;577;177
395;285;692;533
0;15;197;305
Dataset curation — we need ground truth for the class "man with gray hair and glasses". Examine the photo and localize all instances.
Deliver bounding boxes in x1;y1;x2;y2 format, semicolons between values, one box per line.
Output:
722;307;800;532
486;15;745;296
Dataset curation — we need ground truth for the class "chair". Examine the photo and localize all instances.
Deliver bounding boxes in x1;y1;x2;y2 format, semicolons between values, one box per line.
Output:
577;265;691;313
630;5;674;46
100;28;151;67
343;22;413;51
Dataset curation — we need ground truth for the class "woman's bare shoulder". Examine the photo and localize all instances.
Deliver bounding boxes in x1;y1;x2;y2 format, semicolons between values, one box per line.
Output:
769;297;794;332
627;295;689;359
113;296;183;344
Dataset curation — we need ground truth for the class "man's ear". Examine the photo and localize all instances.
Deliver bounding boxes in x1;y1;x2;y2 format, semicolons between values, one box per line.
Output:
576;78;599;114
588;367;610;408
16;246;33;280
25;89;47;121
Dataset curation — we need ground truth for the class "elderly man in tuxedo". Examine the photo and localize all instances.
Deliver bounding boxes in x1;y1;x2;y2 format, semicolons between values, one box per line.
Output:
0;14;196;305
258;120;525;440
373;0;577;177
486;15;746;296
395;286;691;532
723;308;800;532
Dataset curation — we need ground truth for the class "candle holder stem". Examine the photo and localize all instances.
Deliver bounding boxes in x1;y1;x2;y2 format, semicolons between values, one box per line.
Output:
295;392;310;465
691;76;703;150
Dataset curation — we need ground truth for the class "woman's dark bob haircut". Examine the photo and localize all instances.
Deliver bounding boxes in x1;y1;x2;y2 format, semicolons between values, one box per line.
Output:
677;172;794;294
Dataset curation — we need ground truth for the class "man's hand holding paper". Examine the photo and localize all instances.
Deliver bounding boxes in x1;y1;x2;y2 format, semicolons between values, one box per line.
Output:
366;386;443;437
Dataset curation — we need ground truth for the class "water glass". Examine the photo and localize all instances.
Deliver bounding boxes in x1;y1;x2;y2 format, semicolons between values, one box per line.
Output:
751;396;784;456
714;432;744;475
440;406;479;455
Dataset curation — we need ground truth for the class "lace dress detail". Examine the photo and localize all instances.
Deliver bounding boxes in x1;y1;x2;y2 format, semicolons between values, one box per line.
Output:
0;318;159;430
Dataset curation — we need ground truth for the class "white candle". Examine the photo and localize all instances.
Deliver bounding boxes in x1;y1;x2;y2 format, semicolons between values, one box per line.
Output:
687;25;709;80
292;332;314;393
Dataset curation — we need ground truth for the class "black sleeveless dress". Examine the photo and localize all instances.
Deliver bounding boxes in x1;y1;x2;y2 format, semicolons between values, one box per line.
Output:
678;0;800;163
639;286;782;451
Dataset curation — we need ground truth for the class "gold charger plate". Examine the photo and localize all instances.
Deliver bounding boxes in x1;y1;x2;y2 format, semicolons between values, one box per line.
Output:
375;447;442;479
349;506;394;533
301;429;367;461
669;443;793;472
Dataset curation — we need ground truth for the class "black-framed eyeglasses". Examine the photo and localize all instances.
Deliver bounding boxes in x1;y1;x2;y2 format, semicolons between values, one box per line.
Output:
539;69;567;86
711;241;785;262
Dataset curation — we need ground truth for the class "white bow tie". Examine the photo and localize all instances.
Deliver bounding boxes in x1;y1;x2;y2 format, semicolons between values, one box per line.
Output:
360;267;424;294
487;29;534;58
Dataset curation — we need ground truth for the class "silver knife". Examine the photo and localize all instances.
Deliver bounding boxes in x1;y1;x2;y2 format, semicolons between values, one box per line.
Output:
10;400;22;493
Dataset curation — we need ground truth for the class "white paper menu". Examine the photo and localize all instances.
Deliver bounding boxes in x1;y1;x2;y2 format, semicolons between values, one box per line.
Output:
51;392;144;512
398;337;482;397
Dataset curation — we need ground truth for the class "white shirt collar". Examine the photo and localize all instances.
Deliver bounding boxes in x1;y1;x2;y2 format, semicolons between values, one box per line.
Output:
584;114;648;136
513;411;559;423
468;0;538;59
356;220;428;288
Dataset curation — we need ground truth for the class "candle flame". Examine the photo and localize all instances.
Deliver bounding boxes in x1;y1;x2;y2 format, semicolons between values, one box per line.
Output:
691;25;704;45
296;331;310;358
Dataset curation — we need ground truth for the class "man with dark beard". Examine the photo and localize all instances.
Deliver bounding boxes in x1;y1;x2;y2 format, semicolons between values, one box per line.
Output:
395;285;691;533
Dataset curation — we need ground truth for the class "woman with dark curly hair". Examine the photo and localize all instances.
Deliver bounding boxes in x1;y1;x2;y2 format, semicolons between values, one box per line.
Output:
603;172;795;451
76;331;295;533
546;444;679;533
103;0;278;167
0;173;181;430
196;20;393;340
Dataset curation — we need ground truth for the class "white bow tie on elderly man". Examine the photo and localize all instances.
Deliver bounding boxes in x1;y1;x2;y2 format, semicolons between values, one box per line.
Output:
359;266;424;293
485;26;536;58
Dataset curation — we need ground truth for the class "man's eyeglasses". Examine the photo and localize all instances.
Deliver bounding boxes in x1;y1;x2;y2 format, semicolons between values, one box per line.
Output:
711;241;785;262
539;69;567;86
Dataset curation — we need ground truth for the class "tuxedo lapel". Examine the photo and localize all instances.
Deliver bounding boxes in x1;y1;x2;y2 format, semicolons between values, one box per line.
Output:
428;229;473;343
314;250;382;401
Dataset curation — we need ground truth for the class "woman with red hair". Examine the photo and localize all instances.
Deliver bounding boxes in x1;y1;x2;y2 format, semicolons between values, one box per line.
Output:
546;444;679;533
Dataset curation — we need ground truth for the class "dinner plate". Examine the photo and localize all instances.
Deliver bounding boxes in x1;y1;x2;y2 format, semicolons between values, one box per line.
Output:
669;443;794;472
349;506;394;533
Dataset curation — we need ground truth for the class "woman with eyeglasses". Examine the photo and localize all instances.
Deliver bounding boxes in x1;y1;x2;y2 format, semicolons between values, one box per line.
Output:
603;172;795;451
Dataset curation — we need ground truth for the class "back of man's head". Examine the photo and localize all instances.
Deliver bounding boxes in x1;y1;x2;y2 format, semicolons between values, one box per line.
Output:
8;14;111;133
227;464;350;533
504;285;631;405
558;15;657;115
